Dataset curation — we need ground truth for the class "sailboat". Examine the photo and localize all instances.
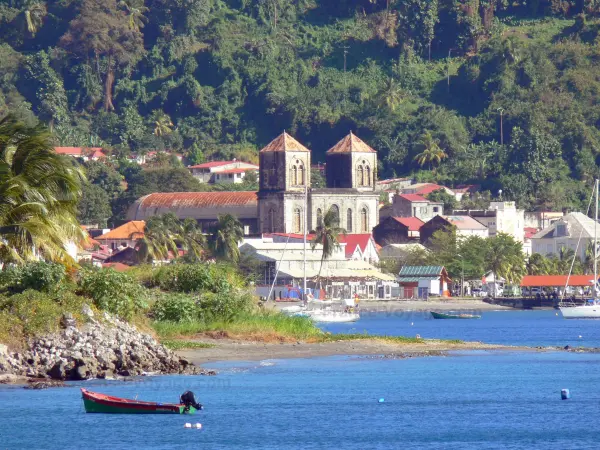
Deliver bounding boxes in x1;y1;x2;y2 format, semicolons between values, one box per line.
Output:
559;179;600;319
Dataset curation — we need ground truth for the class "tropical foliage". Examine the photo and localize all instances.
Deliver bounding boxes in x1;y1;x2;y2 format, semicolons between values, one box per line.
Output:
211;214;244;264
311;208;346;280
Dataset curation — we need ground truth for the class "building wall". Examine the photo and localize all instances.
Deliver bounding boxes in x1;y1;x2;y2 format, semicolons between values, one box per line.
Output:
372;217;411;246
309;191;379;234
524;211;564;229
531;237;588;261
391;197;442;222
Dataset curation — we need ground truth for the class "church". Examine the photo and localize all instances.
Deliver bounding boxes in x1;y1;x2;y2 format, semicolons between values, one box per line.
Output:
128;131;380;235
257;131;379;234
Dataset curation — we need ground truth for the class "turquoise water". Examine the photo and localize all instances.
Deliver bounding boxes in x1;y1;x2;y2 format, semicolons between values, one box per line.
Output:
321;309;600;348
2;351;600;449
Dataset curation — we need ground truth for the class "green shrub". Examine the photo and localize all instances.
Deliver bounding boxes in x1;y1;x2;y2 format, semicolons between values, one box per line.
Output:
3;290;63;336
151;263;240;293
78;268;147;319
0;262;66;293
151;292;199;322
197;291;253;322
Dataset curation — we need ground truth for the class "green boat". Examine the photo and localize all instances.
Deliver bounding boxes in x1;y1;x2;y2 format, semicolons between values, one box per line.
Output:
430;311;481;319
81;388;201;414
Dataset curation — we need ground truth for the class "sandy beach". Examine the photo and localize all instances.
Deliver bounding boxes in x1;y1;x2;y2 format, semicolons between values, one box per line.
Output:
177;337;529;366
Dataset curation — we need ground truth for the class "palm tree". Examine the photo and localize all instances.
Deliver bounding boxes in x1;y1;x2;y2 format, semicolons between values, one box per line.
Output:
180;218;207;262
0;115;84;264
24;1;47;36
118;0;149;32
135;213;181;263
212;214;244;264
413;131;447;171
380;77;404;112
311;208;346;281
152;111;174;137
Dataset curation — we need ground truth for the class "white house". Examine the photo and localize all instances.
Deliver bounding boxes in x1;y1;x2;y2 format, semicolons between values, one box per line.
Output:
531;212;598;260
188;160;259;184
453;201;525;242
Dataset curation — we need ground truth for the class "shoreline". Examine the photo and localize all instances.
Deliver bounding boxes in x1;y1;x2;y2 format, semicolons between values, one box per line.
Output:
176;337;536;366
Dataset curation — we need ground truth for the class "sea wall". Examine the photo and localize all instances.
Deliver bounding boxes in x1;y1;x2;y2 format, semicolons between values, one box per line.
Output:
0;307;213;381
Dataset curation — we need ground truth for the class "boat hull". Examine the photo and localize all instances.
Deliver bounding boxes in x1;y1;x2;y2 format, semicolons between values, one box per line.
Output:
559;305;600;319
309;312;360;323
81;389;196;414
430;312;480;319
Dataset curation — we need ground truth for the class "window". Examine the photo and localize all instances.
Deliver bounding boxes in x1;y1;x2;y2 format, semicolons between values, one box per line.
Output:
329;205;340;227
556;224;566;236
347;209;353;232
364;166;371;186
357;166;364;186
268;209;275;233
293;208;302;233
433;207;439;213
317;208;323;228
298;164;305;185
228;173;233;179
361;207;369;233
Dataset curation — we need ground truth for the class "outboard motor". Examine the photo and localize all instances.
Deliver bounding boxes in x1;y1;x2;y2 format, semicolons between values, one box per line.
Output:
180;391;203;411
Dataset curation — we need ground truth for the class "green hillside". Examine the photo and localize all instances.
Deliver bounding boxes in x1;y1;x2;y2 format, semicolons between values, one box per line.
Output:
2;0;600;210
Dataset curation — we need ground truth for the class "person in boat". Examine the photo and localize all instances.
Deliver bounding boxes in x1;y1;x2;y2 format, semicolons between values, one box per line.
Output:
180;391;202;411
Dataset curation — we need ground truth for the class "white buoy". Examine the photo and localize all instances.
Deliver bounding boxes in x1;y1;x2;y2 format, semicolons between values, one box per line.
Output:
561;389;571;400
411;322;414;326
579;335;583;339
378;398;385;403
195;423;202;429
184;423;192;428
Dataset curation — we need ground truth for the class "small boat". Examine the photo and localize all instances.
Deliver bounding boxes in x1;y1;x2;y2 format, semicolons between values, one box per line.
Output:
81;388;202;414
430;311;481;319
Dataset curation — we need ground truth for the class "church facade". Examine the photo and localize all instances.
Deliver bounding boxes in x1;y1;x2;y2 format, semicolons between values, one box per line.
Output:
257;132;379;235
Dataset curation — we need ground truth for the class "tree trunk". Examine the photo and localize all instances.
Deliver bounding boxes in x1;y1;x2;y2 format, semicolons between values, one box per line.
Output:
104;55;115;112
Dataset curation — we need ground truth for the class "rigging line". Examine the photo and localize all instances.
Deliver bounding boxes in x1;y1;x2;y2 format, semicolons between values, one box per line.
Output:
561;186;595;303
267;231;292;302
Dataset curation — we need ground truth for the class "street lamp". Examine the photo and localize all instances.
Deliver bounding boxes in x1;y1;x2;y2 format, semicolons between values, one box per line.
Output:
498;189;503;201
497;107;504;145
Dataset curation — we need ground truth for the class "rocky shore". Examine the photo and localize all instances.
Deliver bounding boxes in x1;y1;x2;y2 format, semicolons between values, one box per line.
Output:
0;307;214;385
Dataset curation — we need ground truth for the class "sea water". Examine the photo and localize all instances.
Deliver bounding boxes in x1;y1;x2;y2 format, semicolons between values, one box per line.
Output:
321;309;600;348
2;351;600;449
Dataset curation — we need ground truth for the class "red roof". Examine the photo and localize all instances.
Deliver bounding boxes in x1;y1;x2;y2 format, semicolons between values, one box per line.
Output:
188;160;237;169
102;262;131;272
414;184;447;196
392;217;424;231
524;227;539;239
398;194;429;202
520;275;595;287
338;234;373;258
55;147;106;158
97;221;145;240
272;233;317;240
137;192;258;208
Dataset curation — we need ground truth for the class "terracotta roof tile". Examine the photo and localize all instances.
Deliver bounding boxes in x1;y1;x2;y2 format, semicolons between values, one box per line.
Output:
137;192;258;209
55;147;106;157
102;262;132;272
442;215;488;230
392;217;424;231
97;221;146;240
326;132;376;154
259;132;310;153
398;194;429;202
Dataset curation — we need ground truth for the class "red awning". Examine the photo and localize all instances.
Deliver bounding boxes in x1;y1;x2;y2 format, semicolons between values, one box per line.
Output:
520;275;596;287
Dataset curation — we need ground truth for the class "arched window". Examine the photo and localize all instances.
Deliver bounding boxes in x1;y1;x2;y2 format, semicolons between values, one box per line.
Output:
357;166;364;187
268;208;275;233
269;164;277;186
293;208;302;233
361;207;369;233
329;205;340;228
298;164;305;185
317;208;323;228
347;209;353;233
365;166;371;186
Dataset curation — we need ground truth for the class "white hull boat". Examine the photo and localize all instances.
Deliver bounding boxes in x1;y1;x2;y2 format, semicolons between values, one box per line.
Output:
309;311;360;323
560;303;600;319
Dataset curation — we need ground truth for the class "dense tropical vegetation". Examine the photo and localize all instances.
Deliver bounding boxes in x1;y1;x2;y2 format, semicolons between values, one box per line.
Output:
1;0;600;213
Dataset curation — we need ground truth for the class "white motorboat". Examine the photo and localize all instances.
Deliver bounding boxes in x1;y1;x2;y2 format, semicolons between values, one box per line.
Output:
309;310;360;323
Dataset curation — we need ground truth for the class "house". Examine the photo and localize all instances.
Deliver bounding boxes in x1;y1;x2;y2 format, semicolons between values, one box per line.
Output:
338;234;379;264
55;147;107;161
373;216;424;246
239;239;396;300
452;201;524;242
530;212;598;261
379;243;427;260
452;184;481;201
524;211;564;229
523;227;538;256
401;183;455;197
390;194;443;222
95;221;145;251
397;265;451;298
420;215;489;243
188;160;259;184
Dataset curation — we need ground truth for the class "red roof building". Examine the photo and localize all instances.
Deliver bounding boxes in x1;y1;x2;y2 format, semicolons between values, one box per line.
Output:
392;217;425;232
337;234;379;262
55;147;107;160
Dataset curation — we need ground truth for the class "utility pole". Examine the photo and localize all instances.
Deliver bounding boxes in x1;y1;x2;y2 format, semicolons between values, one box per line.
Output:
497;107;504;145
342;45;350;107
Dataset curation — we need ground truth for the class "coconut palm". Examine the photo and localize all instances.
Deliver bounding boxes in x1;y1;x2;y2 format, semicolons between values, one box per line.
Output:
380;77;404;112
180;218;207;262
413;131;447;171
311;208;346;281
24;1;47;36
152;111;174;137
0;115;85;264
118;0;149;32
135;213;181;263
211;214;244;264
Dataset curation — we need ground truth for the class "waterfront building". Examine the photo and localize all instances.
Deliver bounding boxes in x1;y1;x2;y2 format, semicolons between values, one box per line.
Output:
419;215;489;243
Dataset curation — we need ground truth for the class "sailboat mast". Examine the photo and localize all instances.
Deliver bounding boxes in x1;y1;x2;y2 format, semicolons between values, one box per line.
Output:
303;185;307;303
595;179;598;298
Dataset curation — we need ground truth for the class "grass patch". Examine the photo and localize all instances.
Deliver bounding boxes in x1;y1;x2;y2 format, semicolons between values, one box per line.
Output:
153;310;325;342
161;340;215;350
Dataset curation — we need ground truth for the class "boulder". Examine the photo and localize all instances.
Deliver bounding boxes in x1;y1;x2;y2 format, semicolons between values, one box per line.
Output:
71;364;91;380
47;361;67;380
60;313;76;329
81;304;94;319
